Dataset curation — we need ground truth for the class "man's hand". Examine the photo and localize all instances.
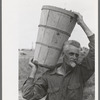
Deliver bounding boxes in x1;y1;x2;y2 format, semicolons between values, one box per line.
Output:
73;11;84;25
29;58;38;78
73;11;93;37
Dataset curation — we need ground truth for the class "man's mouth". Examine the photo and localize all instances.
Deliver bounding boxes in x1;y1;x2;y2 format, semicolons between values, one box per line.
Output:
70;60;77;63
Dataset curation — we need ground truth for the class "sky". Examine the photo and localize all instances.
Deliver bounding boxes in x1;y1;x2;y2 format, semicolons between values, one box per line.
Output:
14;0;98;49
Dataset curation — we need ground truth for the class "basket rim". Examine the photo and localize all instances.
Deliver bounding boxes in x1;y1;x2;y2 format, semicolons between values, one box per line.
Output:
42;5;76;17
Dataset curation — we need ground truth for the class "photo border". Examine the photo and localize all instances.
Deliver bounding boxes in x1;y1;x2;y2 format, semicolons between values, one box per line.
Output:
98;0;100;100
0;0;2;100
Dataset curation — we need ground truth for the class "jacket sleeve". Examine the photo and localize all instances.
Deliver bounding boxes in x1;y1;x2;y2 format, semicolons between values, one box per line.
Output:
21;74;48;100
80;34;95;82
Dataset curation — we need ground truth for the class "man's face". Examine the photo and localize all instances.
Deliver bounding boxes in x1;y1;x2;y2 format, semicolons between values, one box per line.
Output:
63;45;80;67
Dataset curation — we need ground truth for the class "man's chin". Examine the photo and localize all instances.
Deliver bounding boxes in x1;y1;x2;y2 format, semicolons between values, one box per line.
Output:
64;60;76;67
70;62;76;68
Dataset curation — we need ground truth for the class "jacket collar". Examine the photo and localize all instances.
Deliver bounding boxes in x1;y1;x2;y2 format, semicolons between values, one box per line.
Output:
50;62;74;75
50;63;62;75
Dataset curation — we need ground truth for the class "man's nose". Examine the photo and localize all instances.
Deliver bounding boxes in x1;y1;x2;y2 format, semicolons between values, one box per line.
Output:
72;54;77;59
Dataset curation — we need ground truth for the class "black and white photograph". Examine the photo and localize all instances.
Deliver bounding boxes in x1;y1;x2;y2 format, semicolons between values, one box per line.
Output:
2;0;98;100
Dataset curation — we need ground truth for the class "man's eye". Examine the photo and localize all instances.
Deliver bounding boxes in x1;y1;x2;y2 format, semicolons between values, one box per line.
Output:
69;52;74;56
76;54;79;57
69;52;79;57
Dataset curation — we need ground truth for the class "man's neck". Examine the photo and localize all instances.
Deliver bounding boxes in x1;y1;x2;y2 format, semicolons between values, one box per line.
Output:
57;62;72;76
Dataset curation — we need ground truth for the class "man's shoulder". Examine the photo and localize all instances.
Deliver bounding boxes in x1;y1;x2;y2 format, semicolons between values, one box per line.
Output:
43;63;62;75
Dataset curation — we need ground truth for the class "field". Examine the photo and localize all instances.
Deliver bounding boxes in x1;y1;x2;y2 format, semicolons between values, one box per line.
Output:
19;49;95;100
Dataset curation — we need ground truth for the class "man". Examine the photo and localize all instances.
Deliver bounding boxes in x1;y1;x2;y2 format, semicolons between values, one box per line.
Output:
22;12;95;100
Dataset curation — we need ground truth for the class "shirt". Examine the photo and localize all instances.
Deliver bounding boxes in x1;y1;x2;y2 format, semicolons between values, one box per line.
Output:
22;35;95;100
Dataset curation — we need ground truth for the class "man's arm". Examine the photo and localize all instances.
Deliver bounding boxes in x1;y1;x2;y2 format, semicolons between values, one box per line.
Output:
74;12;94;37
21;59;48;100
74;12;95;82
80;35;94;82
